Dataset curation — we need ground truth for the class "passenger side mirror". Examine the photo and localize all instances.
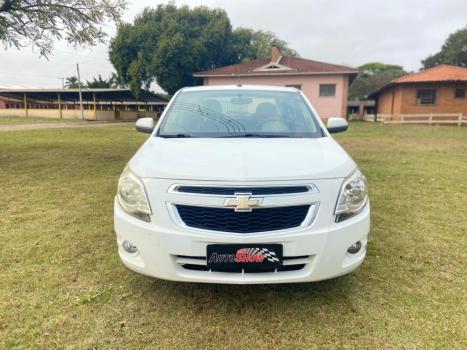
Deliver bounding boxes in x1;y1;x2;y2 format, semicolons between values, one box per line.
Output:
327;117;348;134
136;118;155;134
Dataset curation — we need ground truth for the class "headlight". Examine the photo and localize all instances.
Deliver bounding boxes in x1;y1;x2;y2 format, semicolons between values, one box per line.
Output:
335;169;368;221
117;166;152;222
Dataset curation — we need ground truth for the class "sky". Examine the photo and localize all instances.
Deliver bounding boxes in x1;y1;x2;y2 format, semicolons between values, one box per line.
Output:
1;0;466;90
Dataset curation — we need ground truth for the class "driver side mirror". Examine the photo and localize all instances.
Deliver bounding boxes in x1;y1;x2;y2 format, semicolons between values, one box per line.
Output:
327;117;348;134
136;118;155;134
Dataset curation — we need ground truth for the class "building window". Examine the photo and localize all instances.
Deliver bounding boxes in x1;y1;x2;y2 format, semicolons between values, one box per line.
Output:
286;84;301;90
417;89;436;105
455;88;465;99
319;84;336;97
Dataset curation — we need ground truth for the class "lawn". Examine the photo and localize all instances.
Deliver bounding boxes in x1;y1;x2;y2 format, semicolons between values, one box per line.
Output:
0;123;466;349
0;116;80;125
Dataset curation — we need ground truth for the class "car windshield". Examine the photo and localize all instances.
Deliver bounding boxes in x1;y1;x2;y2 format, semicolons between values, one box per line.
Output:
157;89;323;138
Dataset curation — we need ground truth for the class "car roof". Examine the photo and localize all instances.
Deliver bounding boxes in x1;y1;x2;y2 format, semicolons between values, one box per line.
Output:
180;85;299;93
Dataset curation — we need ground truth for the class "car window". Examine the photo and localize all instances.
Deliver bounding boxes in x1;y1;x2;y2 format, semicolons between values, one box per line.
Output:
158;89;323;138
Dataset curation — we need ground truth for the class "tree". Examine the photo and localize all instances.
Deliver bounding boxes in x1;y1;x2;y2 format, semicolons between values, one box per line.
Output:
233;28;298;62
109;4;297;96
110;72;127;88
110;4;239;96
0;0;126;56
64;76;84;89
349;62;407;100
86;74;113;88
422;27;467;68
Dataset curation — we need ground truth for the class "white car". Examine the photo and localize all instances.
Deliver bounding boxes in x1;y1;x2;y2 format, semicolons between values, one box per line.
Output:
114;85;370;284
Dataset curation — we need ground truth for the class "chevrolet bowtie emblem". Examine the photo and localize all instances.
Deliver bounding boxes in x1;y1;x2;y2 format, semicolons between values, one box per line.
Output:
224;193;263;212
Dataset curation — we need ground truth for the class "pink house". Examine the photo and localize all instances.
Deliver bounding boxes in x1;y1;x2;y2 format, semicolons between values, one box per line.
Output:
193;46;357;120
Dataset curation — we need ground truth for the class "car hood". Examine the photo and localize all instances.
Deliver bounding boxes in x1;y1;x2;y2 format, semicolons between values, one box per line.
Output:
129;137;356;181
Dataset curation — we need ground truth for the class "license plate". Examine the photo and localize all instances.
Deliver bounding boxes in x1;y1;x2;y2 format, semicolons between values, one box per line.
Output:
207;244;283;272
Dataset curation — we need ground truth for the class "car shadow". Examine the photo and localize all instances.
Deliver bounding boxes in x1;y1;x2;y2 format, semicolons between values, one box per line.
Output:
129;272;357;316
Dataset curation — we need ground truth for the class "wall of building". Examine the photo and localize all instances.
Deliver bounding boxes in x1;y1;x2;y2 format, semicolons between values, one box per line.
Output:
119;111;158;120
377;84;467;115
0;108;160;120
400;84;467;115
203;74;349;120
0;108;24;117
376;87;403;114
0;108;96;119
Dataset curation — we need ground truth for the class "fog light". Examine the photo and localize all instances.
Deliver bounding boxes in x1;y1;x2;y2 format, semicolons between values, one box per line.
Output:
347;241;362;254
122;240;138;254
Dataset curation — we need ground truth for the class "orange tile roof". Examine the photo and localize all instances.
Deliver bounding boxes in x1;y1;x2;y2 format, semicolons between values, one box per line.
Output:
193;56;357;77
369;65;467;98
392;64;467;83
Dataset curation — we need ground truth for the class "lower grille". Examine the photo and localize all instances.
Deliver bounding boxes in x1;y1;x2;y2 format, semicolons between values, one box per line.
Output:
181;264;306;273
175;205;310;233
175;255;311;273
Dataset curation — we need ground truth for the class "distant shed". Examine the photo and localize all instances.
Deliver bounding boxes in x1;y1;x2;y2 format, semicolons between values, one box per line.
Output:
0;88;167;121
369;65;467;116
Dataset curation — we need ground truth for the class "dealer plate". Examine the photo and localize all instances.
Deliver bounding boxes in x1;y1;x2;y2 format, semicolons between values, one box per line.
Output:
206;244;282;272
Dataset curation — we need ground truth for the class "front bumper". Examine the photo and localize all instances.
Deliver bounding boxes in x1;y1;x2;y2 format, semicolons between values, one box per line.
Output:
114;197;370;284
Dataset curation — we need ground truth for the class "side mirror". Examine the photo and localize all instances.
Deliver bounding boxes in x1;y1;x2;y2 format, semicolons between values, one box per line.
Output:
327;117;348;134
136;118;155;134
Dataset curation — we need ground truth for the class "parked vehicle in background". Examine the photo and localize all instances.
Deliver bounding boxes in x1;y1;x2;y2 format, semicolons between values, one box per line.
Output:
114;85;370;284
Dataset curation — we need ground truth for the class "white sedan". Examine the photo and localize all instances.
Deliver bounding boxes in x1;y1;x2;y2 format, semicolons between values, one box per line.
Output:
114;85;370;284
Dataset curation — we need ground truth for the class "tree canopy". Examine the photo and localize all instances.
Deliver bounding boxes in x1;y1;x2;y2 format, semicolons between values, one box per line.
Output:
422;27;467;68
64;76;83;89
232;28;298;62
349;62;407;100
109;4;238;96
86;74;114;88
0;0;126;56
64;74;118;88
109;3;297;96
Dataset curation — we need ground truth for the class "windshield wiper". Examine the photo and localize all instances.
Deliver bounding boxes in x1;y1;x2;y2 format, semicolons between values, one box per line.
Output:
159;133;193;138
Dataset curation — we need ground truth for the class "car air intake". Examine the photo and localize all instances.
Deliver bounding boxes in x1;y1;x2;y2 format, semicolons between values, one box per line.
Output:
175;205;310;233
174;255;312;273
175;186;310;196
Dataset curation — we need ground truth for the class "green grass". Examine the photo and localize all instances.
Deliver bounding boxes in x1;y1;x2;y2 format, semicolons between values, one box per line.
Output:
0;116;80;125
0;123;466;349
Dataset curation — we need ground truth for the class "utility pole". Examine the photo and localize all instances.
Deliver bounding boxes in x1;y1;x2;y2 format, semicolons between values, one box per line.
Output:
57;77;66;89
76;63;84;120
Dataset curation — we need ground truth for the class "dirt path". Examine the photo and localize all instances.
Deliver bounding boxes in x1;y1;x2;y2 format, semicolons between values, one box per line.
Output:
0;121;133;132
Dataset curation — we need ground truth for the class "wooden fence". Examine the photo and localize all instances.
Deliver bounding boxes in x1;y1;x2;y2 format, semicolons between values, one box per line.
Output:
362;113;467;126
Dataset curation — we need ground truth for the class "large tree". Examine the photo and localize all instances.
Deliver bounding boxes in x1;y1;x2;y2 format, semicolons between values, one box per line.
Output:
0;0;126;56
422;27;467;68
109;4;238;96
349;62;407;100
109;4;297;96
232;27;298;62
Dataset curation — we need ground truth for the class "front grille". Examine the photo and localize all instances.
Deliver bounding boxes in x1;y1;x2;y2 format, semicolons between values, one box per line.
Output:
176;186;310;196
175;204;310;233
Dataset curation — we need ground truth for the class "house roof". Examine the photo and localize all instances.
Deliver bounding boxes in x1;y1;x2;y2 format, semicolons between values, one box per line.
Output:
193;55;357;77
392;64;467;83
0;88;168;104
369;65;467;97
